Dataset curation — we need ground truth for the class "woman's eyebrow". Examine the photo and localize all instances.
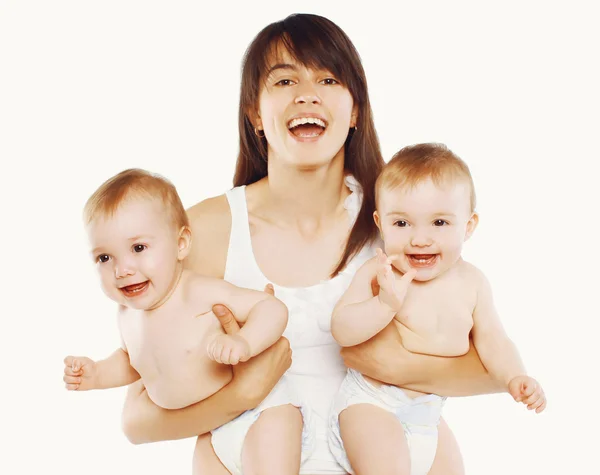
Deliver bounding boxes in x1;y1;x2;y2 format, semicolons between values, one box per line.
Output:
267;63;298;75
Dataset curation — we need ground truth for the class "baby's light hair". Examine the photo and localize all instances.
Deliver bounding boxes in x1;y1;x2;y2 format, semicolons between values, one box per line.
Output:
376;143;476;213
83;168;189;229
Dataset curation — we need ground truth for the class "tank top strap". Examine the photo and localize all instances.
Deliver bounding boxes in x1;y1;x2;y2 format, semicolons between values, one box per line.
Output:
223;186;266;289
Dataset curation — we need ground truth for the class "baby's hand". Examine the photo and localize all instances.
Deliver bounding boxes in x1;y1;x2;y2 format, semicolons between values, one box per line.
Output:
508;375;546;413
63;356;98;391
207;334;251;365
375;248;417;311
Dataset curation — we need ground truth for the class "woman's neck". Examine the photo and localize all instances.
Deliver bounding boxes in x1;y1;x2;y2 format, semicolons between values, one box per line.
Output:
253;155;350;233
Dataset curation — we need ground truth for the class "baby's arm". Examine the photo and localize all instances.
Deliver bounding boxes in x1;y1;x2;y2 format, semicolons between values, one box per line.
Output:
332;251;415;347
206;279;288;363
471;271;526;387
63;348;140;391
331;257;389;346
472;270;546;412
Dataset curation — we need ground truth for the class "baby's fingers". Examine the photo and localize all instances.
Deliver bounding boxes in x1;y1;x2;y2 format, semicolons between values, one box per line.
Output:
527;395;546;412
521;382;537;399
64;365;83;377
206;341;220;362
64;356;83;376
63;374;81;390
228;349;241;366
522;385;540;405
535;400;547;413
524;387;545;408
376;248;392;265
219;346;232;365
398;268;417;286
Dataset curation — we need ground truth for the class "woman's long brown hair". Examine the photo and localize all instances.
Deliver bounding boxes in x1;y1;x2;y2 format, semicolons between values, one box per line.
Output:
234;14;384;276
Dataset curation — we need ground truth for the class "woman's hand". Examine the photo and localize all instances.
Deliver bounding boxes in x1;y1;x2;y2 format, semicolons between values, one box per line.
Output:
340;322;408;384
212;283;292;407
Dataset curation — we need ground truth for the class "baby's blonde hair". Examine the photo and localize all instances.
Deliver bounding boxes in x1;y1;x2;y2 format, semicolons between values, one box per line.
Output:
376;143;476;213
83;168;189;229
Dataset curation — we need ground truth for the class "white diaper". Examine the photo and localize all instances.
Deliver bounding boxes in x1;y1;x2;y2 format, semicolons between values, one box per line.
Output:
211;375;315;475
328;369;446;475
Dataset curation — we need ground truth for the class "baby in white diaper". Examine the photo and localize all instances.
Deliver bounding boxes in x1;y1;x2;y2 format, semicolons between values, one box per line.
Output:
62;168;312;475
329;143;546;475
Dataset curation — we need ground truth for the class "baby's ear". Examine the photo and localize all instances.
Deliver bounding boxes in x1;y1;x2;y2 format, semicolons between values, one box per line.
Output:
373;210;382;230
177;226;192;260
464;212;479;241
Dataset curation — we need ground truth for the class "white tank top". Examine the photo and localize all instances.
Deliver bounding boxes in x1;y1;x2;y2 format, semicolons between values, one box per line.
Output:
224;176;375;474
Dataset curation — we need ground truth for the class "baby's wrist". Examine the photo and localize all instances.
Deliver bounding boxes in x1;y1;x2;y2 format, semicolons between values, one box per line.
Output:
505;373;526;388
376;294;397;315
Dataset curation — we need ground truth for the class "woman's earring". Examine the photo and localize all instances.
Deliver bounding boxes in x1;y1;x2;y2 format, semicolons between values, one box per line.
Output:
254;127;265;138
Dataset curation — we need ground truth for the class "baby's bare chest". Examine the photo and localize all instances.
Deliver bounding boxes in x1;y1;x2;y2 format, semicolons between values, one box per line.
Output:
399;280;475;335
120;307;221;378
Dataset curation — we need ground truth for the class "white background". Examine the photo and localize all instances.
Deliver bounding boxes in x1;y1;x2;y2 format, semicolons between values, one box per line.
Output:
1;1;598;474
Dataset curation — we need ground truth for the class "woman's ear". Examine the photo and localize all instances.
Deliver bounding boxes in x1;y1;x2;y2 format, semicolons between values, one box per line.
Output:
247;106;262;132
350;106;358;129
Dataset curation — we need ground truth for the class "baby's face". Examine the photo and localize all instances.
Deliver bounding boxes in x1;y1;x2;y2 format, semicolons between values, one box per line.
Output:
87;197;182;310
375;178;477;282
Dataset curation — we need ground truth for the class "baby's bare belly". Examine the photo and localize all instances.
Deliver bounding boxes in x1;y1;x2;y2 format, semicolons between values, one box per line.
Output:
393;316;472;357
362;319;472;399
144;361;232;410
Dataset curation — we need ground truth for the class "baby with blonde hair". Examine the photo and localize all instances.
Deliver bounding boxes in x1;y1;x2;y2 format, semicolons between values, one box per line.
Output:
63;169;312;474
329;143;546;475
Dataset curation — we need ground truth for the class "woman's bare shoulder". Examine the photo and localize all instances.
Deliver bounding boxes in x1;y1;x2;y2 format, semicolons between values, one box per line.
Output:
185;194;231;278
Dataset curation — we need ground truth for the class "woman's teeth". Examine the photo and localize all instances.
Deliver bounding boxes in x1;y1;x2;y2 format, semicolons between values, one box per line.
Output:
287;117;326;128
287;117;327;137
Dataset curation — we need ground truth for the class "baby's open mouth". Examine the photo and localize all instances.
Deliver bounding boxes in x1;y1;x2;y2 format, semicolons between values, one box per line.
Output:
287;117;327;138
120;281;149;297
407;254;438;268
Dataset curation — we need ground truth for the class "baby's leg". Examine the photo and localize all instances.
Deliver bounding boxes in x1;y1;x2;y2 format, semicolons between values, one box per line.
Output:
241;404;303;475
427;418;465;475
339;403;410;475
192;433;230;475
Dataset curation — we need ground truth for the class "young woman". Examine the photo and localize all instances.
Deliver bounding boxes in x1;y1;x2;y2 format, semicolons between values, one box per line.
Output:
121;14;501;474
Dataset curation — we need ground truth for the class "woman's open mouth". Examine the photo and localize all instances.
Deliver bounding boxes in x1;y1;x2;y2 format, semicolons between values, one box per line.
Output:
287;116;327;140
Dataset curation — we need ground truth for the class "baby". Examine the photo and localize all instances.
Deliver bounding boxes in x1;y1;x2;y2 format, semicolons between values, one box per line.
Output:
328;143;546;475
63;169;310;474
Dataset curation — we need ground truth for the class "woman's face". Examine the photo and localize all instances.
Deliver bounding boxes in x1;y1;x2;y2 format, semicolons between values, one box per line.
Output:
255;48;357;171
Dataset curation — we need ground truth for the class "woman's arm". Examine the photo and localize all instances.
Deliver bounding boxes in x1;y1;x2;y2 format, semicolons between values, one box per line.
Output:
121;196;291;443
340;322;505;397
122;326;291;444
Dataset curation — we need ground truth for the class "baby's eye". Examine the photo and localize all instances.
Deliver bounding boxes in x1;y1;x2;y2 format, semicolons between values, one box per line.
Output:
133;244;147;253
433;219;449;226
97;254;110;264
394;220;408;227
320;78;339;85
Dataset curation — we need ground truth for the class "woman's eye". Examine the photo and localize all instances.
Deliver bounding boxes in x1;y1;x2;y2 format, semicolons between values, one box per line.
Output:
320;78;339;85
394;220;408;227
97;254;110;263
275;79;295;86
133;244;147;253
434;219;449;226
